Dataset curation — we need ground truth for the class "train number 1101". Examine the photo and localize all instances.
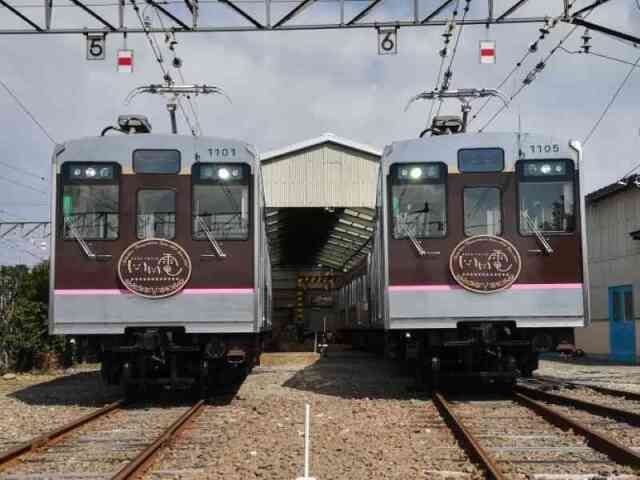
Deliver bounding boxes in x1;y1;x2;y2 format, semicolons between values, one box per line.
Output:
529;144;560;154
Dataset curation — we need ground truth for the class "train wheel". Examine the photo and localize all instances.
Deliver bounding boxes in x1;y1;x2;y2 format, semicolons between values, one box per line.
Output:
121;362;139;401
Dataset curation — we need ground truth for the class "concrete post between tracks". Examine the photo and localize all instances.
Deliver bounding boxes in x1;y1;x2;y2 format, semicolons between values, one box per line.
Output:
296;403;316;480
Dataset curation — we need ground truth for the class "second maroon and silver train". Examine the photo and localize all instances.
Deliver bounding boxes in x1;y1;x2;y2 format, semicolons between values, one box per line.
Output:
338;129;588;382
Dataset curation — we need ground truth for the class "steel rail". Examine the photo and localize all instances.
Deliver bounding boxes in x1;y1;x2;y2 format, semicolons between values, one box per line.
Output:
532;375;640;402
110;399;205;480
432;392;507;480
513;392;640;467
0;399;124;471
514;384;640;428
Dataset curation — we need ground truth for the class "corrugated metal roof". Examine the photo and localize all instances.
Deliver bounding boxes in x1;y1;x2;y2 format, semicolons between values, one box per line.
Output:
586;175;640;204
261;132;381;161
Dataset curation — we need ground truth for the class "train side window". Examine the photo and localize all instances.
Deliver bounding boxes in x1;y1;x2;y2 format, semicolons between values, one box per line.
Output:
390;163;447;239
517;160;575;235
192;163;250;240
61;163;120;240
137;189;176;239
464;187;502;236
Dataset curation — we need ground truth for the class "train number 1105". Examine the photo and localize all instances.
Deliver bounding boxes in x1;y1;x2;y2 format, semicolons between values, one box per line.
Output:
529;144;560;154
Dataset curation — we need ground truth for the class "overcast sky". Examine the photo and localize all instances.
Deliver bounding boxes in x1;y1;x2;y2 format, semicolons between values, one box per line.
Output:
0;0;638;263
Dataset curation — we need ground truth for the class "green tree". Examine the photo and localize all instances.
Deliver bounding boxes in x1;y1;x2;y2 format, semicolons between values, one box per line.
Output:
0;261;60;372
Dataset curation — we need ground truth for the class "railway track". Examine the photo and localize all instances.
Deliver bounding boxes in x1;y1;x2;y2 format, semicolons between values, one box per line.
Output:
0;399;204;479
434;390;640;479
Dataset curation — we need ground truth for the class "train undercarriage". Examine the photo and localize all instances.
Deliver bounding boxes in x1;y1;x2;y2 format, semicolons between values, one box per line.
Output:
96;328;264;397
359;322;574;388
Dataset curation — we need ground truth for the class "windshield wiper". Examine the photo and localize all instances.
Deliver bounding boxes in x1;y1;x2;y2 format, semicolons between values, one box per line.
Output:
64;217;112;261
400;224;426;257
197;216;227;259
522;211;554;255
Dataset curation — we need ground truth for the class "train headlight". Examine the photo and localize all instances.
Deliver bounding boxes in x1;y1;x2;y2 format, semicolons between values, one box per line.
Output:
85;167;97;178
99;167;112;178
231;168;240;178
409;167;423;180
72;168;83;178
540;164;552;175
218;167;231;180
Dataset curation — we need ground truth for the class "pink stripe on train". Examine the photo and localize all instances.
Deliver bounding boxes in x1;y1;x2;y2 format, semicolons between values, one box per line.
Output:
54;288;255;295
388;283;583;292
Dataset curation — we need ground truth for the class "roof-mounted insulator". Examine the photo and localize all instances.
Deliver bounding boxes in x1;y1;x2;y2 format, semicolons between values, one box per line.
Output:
581;29;592;54
539;17;551;38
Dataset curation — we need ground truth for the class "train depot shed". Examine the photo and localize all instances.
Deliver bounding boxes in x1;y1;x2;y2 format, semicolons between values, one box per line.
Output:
576;178;640;364
260;133;380;345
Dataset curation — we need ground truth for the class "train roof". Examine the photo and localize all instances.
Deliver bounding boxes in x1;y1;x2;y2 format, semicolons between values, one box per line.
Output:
382;132;580;173
53;134;258;173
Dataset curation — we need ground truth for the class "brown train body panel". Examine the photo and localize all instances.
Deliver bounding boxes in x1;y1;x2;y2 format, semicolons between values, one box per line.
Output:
54;174;254;290
388;172;583;286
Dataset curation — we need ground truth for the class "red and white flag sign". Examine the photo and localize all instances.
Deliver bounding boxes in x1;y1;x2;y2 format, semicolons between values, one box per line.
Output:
117;49;133;73
480;40;496;64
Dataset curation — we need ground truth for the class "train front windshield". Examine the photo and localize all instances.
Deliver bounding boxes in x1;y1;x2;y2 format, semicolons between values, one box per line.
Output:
192;163;250;240
61;163;120;240
518;160;576;234
390;163;446;239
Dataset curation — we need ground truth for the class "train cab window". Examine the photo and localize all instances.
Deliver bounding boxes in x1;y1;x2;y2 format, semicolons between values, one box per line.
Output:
391;163;446;239
61;163;120;240
192;163;250;240
518;160;575;234
137;189;176;239
133;150;181;174
464;187;502;236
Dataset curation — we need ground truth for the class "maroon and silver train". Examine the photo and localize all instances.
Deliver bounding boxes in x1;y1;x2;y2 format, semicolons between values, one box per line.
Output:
339;119;588;383
49;116;271;394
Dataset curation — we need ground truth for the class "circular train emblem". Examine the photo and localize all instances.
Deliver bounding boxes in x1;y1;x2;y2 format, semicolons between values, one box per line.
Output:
117;239;192;299
449;235;521;294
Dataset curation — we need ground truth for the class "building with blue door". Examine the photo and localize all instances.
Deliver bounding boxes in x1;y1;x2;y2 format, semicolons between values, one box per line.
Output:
576;178;640;363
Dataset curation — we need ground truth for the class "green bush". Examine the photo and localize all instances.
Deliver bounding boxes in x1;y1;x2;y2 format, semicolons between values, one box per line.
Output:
0;261;62;372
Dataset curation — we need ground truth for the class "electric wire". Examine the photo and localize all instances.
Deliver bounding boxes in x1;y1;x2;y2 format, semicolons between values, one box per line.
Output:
471;0;588;128
0;159;45;181
0;175;48;195
131;0;197;136
477;19;585;132
0;78;55;144
426;0;460;129
153;11;203;135
583;53;640;145
434;0;471;119
559;46;640;68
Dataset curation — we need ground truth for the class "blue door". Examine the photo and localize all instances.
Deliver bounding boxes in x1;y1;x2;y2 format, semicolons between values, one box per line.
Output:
608;285;636;363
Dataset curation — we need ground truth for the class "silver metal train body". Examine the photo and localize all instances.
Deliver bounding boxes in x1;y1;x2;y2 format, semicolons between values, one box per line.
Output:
50;133;271;392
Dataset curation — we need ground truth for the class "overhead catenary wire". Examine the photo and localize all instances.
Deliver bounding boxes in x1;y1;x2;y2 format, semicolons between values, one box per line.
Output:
426;0;460;128
130;0;197;136
152;11;203;135
0;175;48;195
583;53;640;145
0;159;46;181
0;78;56;144
477;19;585;133
469;21;559;126
434;0;471;119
